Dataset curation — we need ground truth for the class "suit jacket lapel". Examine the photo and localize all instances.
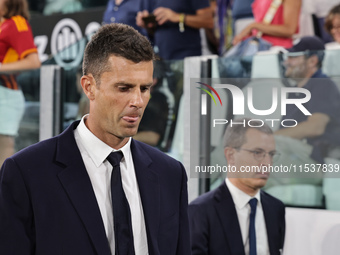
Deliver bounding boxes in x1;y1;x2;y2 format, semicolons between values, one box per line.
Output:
56;122;111;255
131;140;160;255
214;183;246;255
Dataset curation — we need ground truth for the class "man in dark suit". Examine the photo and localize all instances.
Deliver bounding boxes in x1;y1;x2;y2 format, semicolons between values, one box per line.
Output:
0;23;190;255
189;119;285;255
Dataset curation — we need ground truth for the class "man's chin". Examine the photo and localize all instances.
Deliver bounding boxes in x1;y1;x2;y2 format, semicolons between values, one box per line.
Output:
255;174;269;181
123;127;139;138
254;175;269;185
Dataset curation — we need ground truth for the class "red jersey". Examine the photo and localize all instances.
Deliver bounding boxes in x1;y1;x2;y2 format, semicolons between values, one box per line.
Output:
0;15;38;90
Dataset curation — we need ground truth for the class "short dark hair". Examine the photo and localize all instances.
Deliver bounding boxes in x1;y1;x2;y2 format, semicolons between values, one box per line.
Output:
325;4;340;35
4;0;30;20
83;23;155;85
223;118;273;148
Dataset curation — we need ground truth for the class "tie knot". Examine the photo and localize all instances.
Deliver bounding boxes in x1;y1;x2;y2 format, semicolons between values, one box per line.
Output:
249;198;258;211
107;151;124;167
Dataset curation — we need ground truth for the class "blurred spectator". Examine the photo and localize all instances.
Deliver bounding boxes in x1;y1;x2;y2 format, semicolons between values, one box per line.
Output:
133;60;177;150
216;0;254;54
136;0;214;60
135;0;214;152
0;0;41;167
324;4;340;48
201;0;219;55
312;0;339;43
233;0;301;48
102;0;142;32
276;36;340;166
265;36;340;200
232;0;255;35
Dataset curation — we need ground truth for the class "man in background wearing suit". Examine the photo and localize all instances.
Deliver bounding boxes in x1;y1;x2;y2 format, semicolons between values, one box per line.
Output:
0;23;190;255
189;119;285;255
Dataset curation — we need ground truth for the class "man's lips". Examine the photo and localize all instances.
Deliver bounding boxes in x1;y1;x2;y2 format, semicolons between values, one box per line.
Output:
255;171;270;179
122;116;139;122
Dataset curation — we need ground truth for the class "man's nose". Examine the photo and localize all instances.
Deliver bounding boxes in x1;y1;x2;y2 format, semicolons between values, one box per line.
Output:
261;153;272;165
131;89;145;108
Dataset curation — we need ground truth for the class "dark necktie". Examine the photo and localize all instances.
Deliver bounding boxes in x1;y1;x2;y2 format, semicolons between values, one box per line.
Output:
107;151;135;255
249;198;258;255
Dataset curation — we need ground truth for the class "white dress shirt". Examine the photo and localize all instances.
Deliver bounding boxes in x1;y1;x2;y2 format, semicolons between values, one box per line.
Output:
74;115;148;255
225;178;269;255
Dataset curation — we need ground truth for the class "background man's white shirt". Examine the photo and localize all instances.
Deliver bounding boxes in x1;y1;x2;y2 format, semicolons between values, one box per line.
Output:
226;178;270;255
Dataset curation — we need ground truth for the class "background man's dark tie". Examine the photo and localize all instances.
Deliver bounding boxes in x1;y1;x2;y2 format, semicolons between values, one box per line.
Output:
107;151;135;255
249;198;258;255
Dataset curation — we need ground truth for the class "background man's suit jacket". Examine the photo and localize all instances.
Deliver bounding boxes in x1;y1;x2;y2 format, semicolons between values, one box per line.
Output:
189;183;285;255
0;121;191;255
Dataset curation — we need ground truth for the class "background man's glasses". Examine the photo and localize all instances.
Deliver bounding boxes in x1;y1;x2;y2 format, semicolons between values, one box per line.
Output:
237;148;280;163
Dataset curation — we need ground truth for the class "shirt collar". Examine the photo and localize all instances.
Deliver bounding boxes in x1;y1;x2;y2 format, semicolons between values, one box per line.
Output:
311;69;323;78
225;178;261;210
76;115;132;167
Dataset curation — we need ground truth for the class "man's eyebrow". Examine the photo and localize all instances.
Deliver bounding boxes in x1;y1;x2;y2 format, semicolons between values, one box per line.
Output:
114;82;134;87
114;82;153;87
250;147;276;152
249;147;265;151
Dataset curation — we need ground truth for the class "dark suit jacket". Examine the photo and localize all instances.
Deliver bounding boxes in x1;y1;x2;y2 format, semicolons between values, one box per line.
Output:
189;183;285;255
0;121;191;255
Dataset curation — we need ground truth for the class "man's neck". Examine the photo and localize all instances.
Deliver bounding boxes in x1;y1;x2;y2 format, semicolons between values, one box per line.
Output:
297;67;319;88
84;115;129;150
115;0;124;5
228;178;260;197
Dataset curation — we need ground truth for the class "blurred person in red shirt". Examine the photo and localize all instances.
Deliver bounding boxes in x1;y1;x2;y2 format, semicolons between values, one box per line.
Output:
0;0;41;167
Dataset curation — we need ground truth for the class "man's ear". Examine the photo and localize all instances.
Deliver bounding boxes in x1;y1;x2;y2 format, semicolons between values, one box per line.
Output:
80;74;96;100
224;147;235;164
